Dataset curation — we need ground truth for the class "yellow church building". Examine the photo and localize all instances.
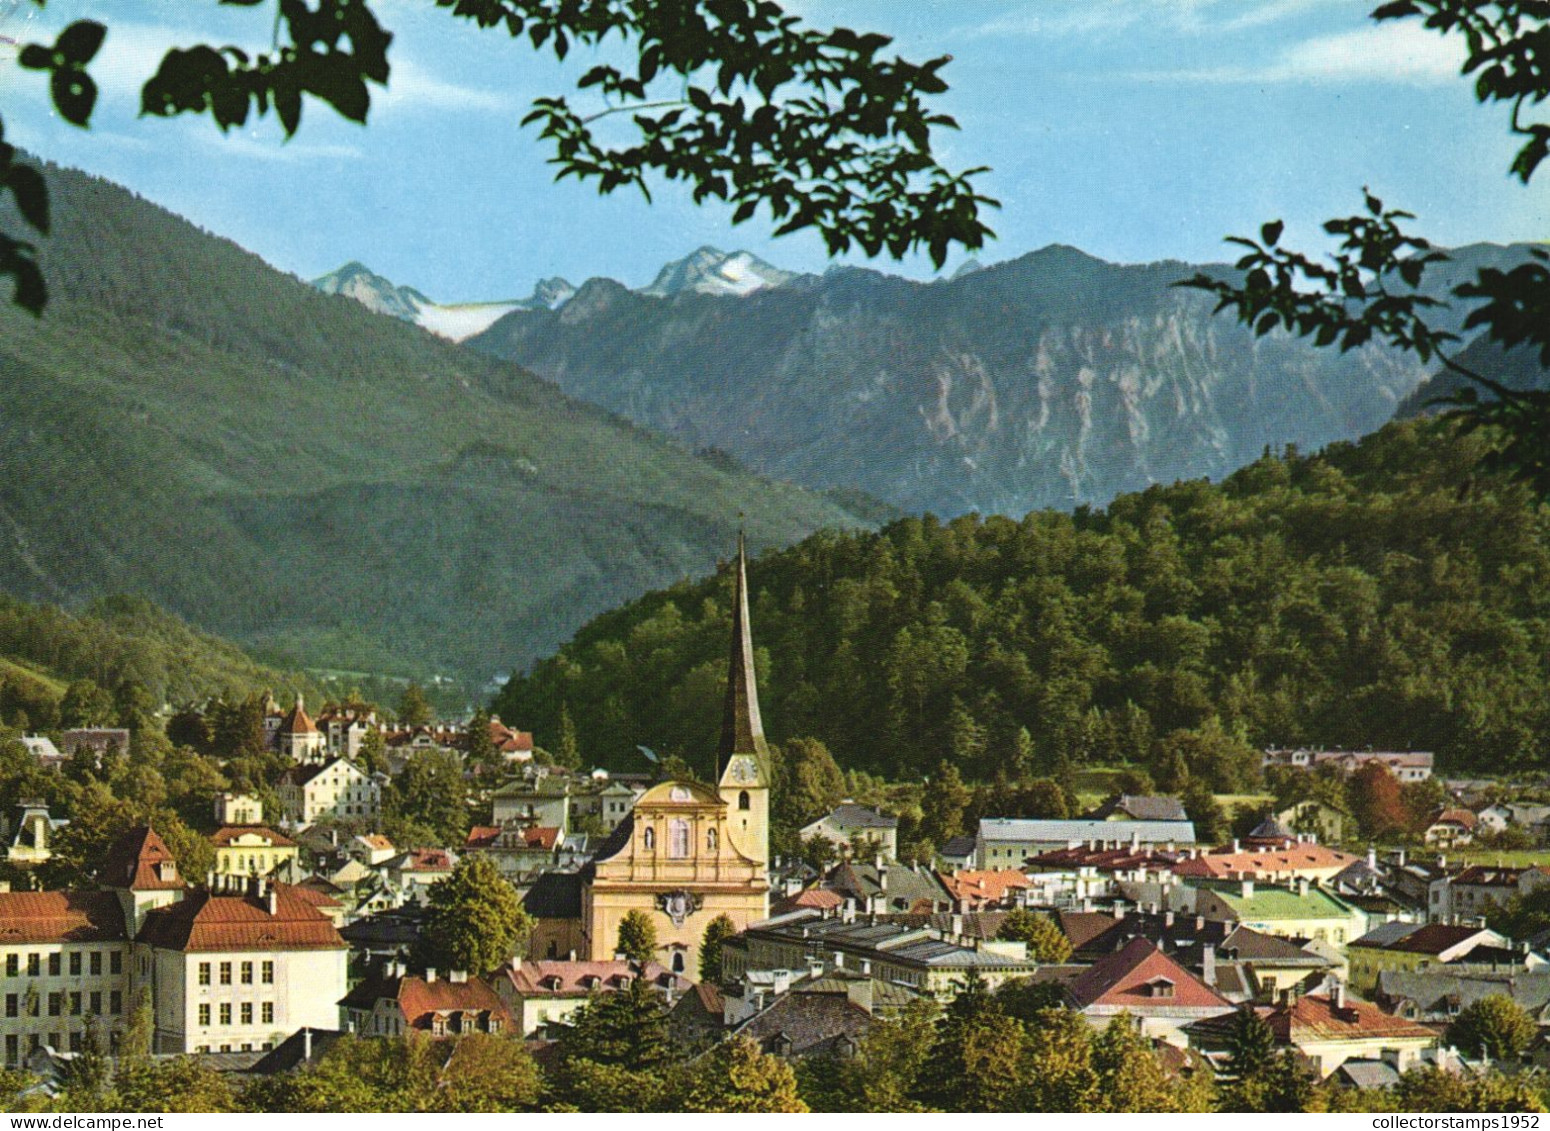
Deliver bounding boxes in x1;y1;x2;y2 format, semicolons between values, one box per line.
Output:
526;537;771;976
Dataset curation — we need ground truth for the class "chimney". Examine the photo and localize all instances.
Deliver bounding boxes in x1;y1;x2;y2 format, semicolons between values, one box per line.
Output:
1298;878;1310;898
1114;902;1126;920
450;970;468;983
426;968;438;983
512;956;522;971
1367;846;1378;870
302;1028;313;1061
1195;915;1205;931
1232;839;1240;853
1333;980;1346;1010
1201;944;1216;988
1240;880;1255;899
267;888;278;915
1164;910;1174;928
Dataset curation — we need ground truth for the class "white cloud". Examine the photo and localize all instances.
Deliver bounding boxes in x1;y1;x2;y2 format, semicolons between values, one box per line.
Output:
1134;21;1469;85
188;128;362;165
377;56;511;115
961;0;1348;41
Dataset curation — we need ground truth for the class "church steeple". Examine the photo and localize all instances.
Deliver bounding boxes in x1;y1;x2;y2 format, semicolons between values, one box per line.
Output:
718;531;770;769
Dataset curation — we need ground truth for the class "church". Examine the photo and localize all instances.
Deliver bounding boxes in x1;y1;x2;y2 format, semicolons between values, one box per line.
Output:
525;537;771;976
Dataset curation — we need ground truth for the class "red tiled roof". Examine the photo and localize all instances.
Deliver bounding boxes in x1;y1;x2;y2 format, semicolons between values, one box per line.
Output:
279;701;317;736
1172;844;1359;879
0;891;127;944
937;869;1031;906
209;825;297;849
501;959;674;997
1056;910;1121;951
1453;865;1541;887
136;884;346;952
357;834;394;851
1430;808;1477;830
100;827;185;892
772;888;845;915
465;826;501;850
1068;938;1233;1011
1270;993;1437;1044
395;849;455;872
342;972;514;1029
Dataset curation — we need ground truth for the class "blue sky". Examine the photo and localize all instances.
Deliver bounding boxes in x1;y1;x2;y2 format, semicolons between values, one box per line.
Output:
0;0;1542;301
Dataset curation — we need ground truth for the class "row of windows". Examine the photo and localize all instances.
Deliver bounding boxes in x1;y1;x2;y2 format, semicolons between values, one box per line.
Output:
640;821;718;857
4;951;122;978
5;1030;119;1065
197;961;275;986
5;990;121;1017
195;1040;274;1054
197;1001;274;1026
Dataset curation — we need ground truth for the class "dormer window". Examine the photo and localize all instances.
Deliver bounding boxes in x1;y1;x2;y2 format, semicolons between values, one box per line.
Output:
1141;978;1175;999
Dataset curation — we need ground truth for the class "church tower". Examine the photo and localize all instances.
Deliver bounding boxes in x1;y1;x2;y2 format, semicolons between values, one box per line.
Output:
717;533;770;868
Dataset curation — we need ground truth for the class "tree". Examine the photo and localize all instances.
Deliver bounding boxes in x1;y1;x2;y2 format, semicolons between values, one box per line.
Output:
0;1;992;318
111;1056;237;1113
419;855;530;974
555;703;581;770
674;1035;808;1113
1092;1014;1195;1113
357;726;388;777
699;914;737;983
1446;994;1537;1062
59;679;114;729
995;909;1072;963
383;749;469;847
920;760;971;847
1183;4;1550;498
464;707;500;777
435;1034;544;1113
397;683;433;729
1347;762;1412;841
615;910;658;965
1182;779;1226;844
773;736;846;829
550;975;677;1111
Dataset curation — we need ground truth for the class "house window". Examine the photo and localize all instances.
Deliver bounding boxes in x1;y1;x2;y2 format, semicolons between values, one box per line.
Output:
199;1004;211;1026
69;953;81;977
739;791;750;811
24;955;37;978
90;992;100;1014
262;961;274;984
69;992;81;1016
220;962;232;985
48;954;60;977
110;952;121;975
262;1002;274;1024
199;963;212;986
47;992;61;1016
669;819;691;859
241;1003;253;1025
4;1035;15;1066
672;952;685;974
4;994;16;1018
89;952;101;976
219;1003;232;1025
4;955;14;977
241;962;253;985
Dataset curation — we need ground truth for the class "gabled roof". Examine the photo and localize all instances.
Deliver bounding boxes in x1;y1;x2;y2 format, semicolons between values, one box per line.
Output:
1452;865;1541;887
940;835;977;859
389;849;455;873
1350;921;1420;949
0;891;127;944
1429;808;1478;830
1269;993;1436;1044
500;959;675;997
1173;845;1360;879
137;884;346;952
279;758;365;787
100;826;184;891
732;991;873;1059
1379;924;1497;957
772;888;845;916
1056;910;1121;952
248;1027;345;1075
1092;795;1190;822
340;971;513;1030
825;861;950;912
1067;938;1233;1011
817;804;897;831
210;825;297;849
936;869;1030;906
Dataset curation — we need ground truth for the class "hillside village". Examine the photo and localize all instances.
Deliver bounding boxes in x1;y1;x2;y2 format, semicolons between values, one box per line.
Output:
0;541;1547;1112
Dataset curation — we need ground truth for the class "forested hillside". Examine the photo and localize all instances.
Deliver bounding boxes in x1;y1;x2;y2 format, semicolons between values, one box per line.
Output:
0;162;866;682
0;593;319;727
497;420;1550;781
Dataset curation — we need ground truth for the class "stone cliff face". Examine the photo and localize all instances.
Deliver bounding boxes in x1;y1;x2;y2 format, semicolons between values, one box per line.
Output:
470;244;1501;517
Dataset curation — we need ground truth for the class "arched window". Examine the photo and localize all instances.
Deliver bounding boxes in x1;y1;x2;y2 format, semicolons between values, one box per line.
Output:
738;790;751;811
672;952;685;974
643;827;655;851
707;827;718;852
669;819;691;859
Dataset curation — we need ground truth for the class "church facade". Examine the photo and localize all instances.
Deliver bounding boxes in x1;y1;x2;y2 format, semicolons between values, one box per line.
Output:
528;536;772;976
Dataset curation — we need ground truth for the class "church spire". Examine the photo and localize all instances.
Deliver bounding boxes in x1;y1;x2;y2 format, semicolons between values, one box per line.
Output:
719;531;769;768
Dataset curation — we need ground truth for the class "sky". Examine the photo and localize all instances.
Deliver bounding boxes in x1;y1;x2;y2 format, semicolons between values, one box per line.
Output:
0;0;1543;303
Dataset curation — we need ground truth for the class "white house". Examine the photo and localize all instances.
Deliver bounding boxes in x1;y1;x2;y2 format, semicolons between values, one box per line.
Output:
278;758;381;828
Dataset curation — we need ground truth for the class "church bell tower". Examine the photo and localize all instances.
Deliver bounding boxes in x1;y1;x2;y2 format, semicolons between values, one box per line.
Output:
717;533;770;868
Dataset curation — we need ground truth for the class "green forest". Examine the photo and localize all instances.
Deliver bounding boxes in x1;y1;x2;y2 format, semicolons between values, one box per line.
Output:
498;418;1550;785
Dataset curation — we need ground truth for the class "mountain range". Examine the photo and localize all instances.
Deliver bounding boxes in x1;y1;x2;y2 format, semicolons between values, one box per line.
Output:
0;162;868;683
458;243;1528;517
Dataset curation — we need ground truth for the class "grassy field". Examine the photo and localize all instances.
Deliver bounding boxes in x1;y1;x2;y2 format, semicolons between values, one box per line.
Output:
0;656;66;696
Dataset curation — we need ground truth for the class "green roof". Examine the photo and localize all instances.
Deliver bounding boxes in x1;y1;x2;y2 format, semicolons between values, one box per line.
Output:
1212;885;1360;921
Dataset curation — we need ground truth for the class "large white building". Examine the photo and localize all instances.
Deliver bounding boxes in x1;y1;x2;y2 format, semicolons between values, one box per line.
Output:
0;827;349;1063
278;757;382;828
